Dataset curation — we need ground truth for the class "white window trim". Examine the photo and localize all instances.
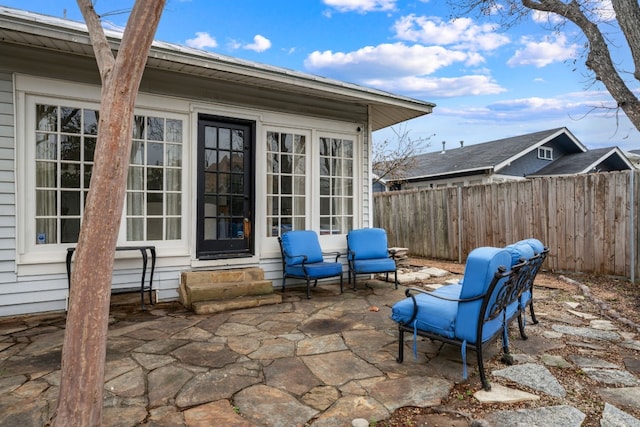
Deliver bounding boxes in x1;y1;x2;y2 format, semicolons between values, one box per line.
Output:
538;146;553;160
15;75;191;267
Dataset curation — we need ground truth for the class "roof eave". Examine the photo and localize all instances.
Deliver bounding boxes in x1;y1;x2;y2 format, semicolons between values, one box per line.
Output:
0;6;434;131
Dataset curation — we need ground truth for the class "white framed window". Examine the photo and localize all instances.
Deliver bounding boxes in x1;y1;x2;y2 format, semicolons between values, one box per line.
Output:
126;114;183;241
538;146;553;160
263;128;356;240
19;89;188;264
319;136;353;235
266;130;307;237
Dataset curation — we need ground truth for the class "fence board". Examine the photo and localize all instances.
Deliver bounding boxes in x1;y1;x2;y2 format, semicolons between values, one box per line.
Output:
374;171;638;278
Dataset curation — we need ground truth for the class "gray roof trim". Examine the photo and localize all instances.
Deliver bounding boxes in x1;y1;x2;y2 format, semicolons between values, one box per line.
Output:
0;6;434;130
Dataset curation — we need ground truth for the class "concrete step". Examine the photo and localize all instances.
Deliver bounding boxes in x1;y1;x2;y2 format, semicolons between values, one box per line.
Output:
192;293;283;315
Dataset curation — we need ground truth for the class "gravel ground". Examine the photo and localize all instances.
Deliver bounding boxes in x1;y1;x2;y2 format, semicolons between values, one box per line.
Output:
378;258;640;427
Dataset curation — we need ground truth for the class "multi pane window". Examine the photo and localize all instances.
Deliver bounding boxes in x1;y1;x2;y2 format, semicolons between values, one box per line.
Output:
35;105;97;244
33;103;183;245
319;137;353;235
538;146;553;160
266;131;306;237
127;115;183;241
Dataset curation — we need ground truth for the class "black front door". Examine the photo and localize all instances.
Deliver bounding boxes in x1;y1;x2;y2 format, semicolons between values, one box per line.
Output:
197;115;254;259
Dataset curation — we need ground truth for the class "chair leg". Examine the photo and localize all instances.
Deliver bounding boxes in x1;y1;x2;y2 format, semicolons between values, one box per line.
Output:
529;301;539;324
394;270;398;289
281;276;286;293
517;312;529;340
306;278;312;299
339;273;344;293
396;328;405;363
477;345;491;391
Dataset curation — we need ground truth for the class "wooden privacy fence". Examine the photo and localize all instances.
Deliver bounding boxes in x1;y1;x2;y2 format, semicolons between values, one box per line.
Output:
374;170;639;280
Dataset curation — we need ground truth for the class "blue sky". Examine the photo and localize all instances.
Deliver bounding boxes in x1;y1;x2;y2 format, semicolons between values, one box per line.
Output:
3;0;639;152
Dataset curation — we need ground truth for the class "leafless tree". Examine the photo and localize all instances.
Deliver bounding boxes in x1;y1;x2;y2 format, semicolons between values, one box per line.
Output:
372;124;433;187
51;1;165;425
448;0;640;131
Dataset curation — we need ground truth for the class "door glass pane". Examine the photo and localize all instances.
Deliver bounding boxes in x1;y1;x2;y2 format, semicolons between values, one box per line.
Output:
204;218;216;239
219;128;230;150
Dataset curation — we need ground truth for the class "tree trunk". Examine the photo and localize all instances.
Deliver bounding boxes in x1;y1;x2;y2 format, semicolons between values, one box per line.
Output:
52;1;165;425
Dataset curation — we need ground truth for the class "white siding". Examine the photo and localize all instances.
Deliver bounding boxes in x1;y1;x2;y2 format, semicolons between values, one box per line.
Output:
0;72;16;284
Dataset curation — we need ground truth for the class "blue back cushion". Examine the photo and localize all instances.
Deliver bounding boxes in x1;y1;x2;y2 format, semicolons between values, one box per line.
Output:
280;231;323;265
516;238;545;255
505;242;535;266
455;247;511;343
347;228;389;260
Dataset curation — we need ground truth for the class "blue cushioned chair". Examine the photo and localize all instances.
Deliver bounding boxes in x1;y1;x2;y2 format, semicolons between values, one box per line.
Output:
391;246;528;390
346;228;398;290
278;230;343;299
509;238;549;326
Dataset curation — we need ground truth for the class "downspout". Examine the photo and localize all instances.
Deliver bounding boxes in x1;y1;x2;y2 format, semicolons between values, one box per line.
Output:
630;169;636;283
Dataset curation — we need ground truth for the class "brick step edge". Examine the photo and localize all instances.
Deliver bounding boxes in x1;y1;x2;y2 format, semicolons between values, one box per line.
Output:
192;293;283;315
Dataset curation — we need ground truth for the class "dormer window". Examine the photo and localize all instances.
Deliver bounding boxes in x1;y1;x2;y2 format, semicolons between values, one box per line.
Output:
538;147;553;160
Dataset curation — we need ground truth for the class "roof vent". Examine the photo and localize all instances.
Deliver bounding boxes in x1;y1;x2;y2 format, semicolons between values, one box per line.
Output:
441;141;446;154
460;140;464;148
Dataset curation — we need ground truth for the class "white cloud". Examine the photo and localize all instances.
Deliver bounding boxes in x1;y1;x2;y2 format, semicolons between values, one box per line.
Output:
531;10;566;25
364;75;506;97
323;0;396;13
507;33;578;67
185;32;218;50
393;15;510;51
305;42;470;78
244;35;272;52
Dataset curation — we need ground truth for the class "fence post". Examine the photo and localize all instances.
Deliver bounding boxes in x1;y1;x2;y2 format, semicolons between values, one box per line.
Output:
457;186;462;263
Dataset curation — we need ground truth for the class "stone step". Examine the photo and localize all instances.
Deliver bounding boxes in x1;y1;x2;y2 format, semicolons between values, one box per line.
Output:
181;267;265;285
179;268;276;310
192;293;283;315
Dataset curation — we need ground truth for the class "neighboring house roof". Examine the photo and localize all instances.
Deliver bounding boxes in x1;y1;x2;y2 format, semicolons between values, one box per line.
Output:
397;127;586;181
0;6;434;131
529;147;634;177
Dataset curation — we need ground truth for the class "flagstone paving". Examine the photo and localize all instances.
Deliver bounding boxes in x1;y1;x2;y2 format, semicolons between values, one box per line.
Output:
0;268;639;426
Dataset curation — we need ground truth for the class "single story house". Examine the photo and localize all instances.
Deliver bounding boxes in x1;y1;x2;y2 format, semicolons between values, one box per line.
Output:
0;6;434;316
386;127;634;190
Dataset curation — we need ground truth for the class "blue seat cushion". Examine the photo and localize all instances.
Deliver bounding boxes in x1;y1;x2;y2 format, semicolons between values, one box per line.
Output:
352;258;396;274
285;261;343;279
347;228;390;260
391;284;462;339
